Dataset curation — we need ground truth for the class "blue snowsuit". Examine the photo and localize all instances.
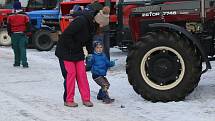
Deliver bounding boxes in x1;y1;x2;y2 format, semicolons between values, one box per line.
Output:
89;52;113;76
87;51;114;100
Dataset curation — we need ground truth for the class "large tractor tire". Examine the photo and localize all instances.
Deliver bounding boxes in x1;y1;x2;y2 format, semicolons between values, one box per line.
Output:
126;31;202;102
0;28;11;46
33;30;55;51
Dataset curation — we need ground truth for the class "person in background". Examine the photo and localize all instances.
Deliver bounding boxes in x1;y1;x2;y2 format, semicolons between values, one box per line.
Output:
7;0;30;68
87;41;115;104
55;7;110;107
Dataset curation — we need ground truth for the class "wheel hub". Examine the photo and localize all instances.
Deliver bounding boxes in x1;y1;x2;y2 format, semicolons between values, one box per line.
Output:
0;30;11;45
3;35;7;40
38;34;51;47
141;46;185;90
147;52;180;84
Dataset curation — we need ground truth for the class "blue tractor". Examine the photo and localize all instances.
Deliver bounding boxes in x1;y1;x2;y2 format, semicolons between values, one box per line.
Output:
26;0;62;51
27;8;60;51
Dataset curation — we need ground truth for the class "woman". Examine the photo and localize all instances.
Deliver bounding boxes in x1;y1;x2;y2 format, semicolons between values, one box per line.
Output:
55;9;109;107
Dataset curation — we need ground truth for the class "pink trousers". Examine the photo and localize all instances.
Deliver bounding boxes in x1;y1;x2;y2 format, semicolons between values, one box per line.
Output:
64;60;90;102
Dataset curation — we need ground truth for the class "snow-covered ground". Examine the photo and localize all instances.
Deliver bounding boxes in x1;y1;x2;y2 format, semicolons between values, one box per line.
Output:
1;46;215;121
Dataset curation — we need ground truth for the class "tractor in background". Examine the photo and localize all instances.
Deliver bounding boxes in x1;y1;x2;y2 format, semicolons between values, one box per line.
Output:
26;0;62;51
59;0;118;47
59;0;141;51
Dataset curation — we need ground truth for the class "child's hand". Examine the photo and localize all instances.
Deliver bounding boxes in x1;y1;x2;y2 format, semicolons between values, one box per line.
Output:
111;59;118;62
110;60;116;67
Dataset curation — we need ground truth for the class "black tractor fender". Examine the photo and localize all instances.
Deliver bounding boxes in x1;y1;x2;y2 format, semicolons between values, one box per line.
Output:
148;23;211;73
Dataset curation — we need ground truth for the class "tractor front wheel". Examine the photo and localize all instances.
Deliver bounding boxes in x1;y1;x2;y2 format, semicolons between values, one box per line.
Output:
126;31;202;102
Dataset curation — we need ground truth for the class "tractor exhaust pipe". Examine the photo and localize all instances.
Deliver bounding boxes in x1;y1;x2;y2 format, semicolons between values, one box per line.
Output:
200;0;206;23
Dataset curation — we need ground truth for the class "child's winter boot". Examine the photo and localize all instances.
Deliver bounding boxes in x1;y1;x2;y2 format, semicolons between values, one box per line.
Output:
103;97;114;104
97;89;106;100
102;92;115;104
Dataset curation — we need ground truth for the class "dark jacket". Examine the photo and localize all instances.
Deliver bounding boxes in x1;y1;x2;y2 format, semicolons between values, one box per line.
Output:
55;14;97;61
88;52;114;76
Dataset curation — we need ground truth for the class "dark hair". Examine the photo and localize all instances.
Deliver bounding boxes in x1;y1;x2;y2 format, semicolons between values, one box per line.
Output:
13;1;21;10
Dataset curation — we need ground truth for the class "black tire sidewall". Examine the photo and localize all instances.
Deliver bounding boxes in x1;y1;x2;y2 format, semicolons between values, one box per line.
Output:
127;32;201;101
33;30;54;51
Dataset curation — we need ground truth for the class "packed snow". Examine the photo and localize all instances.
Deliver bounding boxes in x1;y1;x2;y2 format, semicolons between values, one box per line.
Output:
1;46;215;121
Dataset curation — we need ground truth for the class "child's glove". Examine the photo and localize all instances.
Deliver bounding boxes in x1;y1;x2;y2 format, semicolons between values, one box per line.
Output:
110;59;118;67
110;61;115;67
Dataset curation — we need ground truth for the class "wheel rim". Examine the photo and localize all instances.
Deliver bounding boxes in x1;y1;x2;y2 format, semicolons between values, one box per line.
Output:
140;46;185;90
38;34;52;48
0;30;11;45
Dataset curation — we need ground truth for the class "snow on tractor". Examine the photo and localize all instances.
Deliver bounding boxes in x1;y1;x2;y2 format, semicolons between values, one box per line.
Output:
125;0;215;102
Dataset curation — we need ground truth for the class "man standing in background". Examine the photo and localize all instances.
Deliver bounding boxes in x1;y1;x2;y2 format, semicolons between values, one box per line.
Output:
7;0;30;68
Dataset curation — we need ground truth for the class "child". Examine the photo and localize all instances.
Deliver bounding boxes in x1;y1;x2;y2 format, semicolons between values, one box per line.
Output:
87;41;115;104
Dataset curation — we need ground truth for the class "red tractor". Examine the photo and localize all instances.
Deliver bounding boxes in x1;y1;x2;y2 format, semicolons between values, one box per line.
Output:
60;0;215;102
125;0;215;102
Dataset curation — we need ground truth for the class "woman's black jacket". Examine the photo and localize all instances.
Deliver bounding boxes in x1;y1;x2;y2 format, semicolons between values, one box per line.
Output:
55;14;96;61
